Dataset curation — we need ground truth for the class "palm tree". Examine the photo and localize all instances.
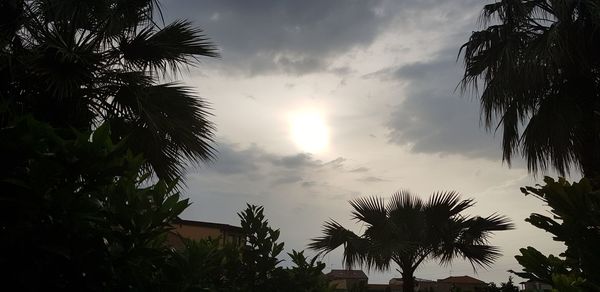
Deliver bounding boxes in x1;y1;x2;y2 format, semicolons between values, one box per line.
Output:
0;0;218;181
460;0;600;186
309;191;513;292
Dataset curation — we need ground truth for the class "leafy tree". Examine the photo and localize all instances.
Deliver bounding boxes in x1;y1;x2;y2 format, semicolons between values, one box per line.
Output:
0;0;218;181
511;177;600;290
0;117;190;291
309;191;513;292
460;0;600;185
235;204;286;291
285;250;333;292
161;238;242;291
511;246;571;286
499;276;519;292
232;205;334;291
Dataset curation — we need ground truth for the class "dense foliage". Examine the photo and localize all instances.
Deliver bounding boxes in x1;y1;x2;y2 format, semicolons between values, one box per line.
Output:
461;0;600;183
0;120;331;291
164;204;333;292
511;177;600;291
486;276;519;292
310;191;513;292
0;117;189;291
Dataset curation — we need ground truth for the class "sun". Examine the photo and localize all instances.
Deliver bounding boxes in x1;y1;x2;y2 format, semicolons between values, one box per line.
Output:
290;111;329;153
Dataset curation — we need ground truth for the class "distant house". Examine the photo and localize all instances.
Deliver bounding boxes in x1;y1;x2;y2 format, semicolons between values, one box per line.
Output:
389;278;437;291
325;270;487;292
521;280;552;292
166;219;243;249
367;283;401;292
326;269;368;291
435;276;487;292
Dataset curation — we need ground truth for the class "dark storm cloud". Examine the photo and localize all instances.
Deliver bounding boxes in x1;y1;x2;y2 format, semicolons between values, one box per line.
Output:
198;143;351;186
350;167;369;173
357;176;386;183
272;175;303;186
160;0;484;76
301;181;318;188
376;47;503;160
209;143;261;175
271;153;322;169
160;0;388;75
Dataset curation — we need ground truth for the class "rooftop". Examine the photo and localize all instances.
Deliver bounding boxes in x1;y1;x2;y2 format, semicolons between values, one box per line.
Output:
173;219;243;233
326;269;368;280
437;275;486;284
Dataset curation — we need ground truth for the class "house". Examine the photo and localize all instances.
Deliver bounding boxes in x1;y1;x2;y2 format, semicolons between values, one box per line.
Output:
367;283;401;291
324;270;487;292
435;276;487;292
167;219;244;249
521;280;552;291
326;269;368;291
389;278;437;291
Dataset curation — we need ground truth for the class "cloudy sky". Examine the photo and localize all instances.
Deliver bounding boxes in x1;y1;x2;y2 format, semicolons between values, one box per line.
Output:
162;0;570;284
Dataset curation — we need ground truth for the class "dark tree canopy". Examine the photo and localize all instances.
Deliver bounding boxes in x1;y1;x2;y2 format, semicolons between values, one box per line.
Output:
0;0;219;181
461;0;600;182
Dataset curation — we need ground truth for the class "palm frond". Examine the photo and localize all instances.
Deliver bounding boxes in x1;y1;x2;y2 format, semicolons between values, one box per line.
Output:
108;82;215;181
426;191;473;217
452;244;502;269
461;214;514;245
386;190;424;213
119;20;218;76
309;220;369;268
309;220;358;254
350;196;387;226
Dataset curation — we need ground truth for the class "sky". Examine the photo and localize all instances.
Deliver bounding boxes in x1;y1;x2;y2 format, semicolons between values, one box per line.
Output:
161;0;570;284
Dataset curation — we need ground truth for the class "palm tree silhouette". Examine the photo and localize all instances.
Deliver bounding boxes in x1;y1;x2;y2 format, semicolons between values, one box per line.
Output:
460;0;600;185
310;191;513;292
0;0;218;181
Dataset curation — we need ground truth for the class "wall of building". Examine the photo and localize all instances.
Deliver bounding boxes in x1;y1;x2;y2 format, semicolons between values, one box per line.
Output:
166;222;243;249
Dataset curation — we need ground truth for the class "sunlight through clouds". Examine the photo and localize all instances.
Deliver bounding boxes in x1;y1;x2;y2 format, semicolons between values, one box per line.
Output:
289;110;330;154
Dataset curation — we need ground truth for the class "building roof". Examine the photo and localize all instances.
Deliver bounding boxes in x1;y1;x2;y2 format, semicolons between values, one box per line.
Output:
326;269;368;279
390;277;435;284
173;219;243;233
437;276;486;284
367;284;390;288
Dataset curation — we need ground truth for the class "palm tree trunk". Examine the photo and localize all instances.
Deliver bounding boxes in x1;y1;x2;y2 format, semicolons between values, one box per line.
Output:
577;94;600;190
401;270;415;292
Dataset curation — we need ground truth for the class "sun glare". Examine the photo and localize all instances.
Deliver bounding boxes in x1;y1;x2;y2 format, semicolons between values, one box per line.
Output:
290;111;329;153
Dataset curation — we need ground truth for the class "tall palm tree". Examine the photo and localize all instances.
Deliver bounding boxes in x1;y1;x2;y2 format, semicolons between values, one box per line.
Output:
309;191;513;292
460;0;600;185
0;0;218;181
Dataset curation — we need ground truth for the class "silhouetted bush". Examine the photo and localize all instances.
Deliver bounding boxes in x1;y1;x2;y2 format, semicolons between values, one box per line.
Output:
511;177;600;291
0;117;189;290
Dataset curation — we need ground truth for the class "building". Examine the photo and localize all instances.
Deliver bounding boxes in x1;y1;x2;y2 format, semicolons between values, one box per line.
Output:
326;269;368;291
521;280;552;291
367;283;401;291
167;219;244;249
389;278;437;291
324;270;487;292
435;276;487;292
